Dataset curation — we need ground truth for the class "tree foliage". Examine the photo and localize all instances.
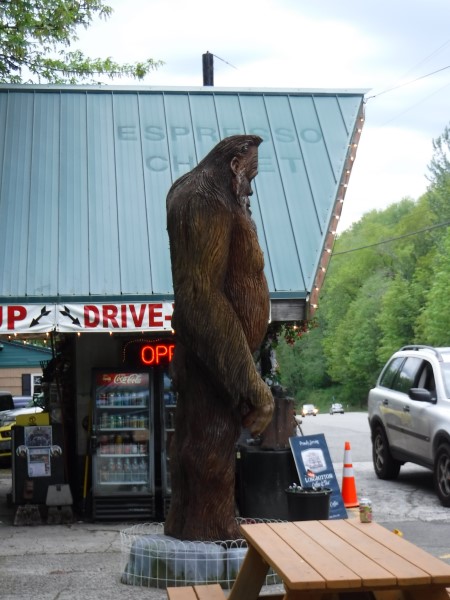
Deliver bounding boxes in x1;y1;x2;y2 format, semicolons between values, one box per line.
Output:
275;123;450;411
427;124;450;185
415;228;450;345
0;0;163;83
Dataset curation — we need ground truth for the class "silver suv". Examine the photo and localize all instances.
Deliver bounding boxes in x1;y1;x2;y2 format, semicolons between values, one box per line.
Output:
368;345;450;506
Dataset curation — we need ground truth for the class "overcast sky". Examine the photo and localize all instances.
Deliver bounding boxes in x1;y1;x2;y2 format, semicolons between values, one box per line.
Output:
77;0;450;232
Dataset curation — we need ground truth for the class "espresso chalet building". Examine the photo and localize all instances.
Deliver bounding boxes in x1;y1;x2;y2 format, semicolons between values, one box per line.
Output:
0;85;366;519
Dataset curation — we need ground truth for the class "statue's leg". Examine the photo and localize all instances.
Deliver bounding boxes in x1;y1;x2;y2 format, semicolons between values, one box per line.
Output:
165;352;241;541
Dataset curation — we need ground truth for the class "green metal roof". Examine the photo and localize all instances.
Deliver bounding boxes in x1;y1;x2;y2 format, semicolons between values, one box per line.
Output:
0;85;365;307
0;340;52;368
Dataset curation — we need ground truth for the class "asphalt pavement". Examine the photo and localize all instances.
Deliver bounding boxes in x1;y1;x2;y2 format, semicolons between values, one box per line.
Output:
0;469;169;600
1;411;450;599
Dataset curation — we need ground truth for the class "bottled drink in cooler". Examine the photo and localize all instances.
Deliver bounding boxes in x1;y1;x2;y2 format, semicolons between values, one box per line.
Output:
116;458;123;482
108;458;115;482
138;458;146;481
131;457;139;479
124;458;131;482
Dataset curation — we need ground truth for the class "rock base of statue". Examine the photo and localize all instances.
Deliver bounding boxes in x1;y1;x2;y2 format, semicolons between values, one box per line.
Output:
120;524;281;589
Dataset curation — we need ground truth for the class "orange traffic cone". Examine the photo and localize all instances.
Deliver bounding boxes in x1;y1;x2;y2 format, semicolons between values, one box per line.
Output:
341;441;359;508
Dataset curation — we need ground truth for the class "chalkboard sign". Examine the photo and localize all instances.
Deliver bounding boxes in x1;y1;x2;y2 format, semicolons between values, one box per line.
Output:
289;433;347;520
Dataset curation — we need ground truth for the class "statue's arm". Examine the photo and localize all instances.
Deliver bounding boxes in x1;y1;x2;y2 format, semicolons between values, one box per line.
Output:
171;203;273;434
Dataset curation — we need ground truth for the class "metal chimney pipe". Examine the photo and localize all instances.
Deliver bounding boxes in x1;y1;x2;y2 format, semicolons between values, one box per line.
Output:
202;52;214;86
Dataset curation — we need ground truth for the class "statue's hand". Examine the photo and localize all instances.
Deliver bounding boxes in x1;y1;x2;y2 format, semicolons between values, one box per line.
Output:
241;383;274;436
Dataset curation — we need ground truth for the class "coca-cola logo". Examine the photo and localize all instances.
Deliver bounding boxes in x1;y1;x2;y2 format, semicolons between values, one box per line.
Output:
113;373;143;385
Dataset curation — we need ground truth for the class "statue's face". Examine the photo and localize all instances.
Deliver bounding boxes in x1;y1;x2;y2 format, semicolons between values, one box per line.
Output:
231;145;259;206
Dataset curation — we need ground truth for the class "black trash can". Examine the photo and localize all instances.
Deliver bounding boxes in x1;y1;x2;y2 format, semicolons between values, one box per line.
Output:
236;447;299;520
285;487;332;521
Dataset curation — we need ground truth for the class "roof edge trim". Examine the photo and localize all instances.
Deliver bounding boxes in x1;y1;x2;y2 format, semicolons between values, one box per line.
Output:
0;84;370;95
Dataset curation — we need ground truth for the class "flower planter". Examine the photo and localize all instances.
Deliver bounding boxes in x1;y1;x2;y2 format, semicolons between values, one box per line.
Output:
285;487;332;521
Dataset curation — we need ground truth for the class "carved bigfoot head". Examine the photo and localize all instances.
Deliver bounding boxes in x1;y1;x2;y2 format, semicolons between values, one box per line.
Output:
230;140;260;210
194;134;263;210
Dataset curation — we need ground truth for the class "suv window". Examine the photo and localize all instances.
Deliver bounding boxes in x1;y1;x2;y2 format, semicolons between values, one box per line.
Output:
379;357;404;389
416;360;436;399
392;357;422;393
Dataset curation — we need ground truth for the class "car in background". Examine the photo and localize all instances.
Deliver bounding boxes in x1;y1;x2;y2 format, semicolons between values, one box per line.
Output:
329;402;344;414
301;404;318;417
0;391;14;412
0;400;44;460
13;396;32;409
368;345;450;506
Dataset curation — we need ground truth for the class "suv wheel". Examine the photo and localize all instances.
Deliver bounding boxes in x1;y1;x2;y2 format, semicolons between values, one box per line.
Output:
372;425;401;479
434;443;450;507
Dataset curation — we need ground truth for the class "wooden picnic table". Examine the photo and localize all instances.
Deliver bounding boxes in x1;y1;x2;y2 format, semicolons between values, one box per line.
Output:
228;519;450;600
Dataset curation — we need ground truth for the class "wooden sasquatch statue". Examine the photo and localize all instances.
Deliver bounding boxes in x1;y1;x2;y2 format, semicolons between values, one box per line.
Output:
165;135;274;541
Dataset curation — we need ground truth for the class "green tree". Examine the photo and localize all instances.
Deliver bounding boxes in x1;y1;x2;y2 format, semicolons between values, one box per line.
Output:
275;323;330;402
323;272;386;404
0;0;162;83
427;175;450;226
376;275;417;364
415;227;450;345
427;124;450;186
426;124;450;225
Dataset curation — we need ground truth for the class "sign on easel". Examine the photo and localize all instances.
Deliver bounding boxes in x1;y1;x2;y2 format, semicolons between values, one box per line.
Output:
289;433;347;519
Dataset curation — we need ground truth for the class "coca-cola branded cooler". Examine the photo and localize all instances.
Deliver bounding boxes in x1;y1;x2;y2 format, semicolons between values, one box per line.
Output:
91;370;156;520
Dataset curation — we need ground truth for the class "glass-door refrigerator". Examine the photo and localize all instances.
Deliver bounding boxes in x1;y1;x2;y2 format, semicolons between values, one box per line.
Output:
91;370;155;520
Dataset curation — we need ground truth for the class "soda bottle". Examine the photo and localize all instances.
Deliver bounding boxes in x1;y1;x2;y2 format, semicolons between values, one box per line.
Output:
116;458;123;482
124;458;131;482
108;458;115;482
100;460;108;482
138;458;146;481
101;412;108;429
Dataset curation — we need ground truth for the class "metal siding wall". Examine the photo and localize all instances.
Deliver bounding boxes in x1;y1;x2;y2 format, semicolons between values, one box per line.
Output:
214;94;245;138
0;94;6;200
337;95;364;136
138;93;173;294
164;94;198;179
289;96;336;230
213;94;274;291
0;92;34;296
113;93;152;294
239;95;306;292
0;93;8;295
27;93;60;296
189;93;221;157
86;93;121;295
59;92;90;295
314;95;350;186
265;95;319;291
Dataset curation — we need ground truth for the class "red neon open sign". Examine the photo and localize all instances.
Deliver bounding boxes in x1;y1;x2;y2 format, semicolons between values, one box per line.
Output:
140;343;175;366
